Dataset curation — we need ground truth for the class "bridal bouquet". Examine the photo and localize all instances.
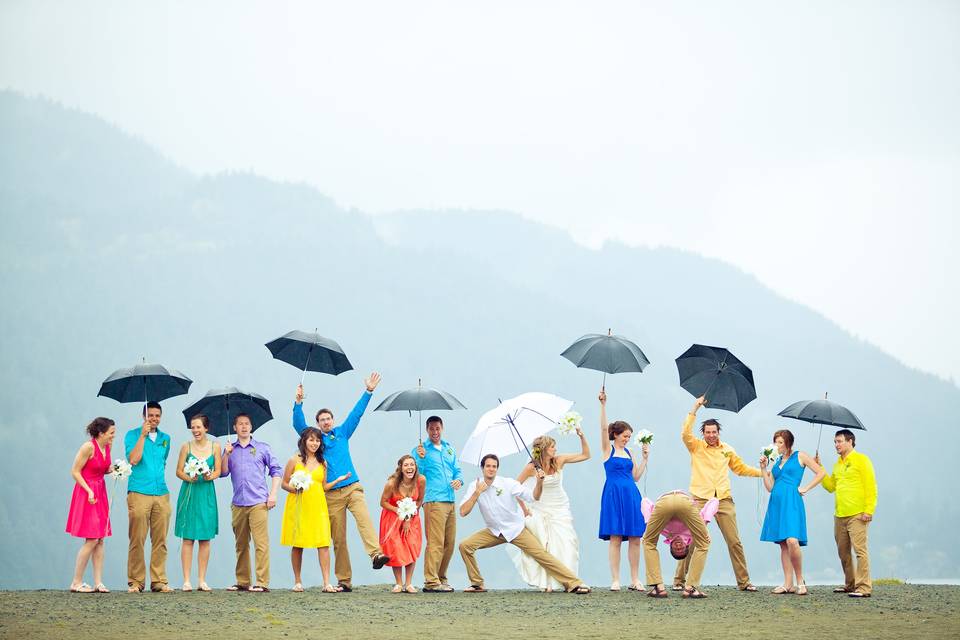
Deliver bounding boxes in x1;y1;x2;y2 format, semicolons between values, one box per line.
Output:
397;497;418;520
761;444;778;463
184;457;210;479
635;429;654;446
290;469;313;492
110;459;132;481
558;411;582;435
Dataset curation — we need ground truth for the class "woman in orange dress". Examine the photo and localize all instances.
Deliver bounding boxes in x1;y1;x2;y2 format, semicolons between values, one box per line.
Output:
378;455;426;593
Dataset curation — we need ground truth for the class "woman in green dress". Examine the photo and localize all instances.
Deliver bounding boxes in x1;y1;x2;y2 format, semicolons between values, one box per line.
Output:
174;414;221;592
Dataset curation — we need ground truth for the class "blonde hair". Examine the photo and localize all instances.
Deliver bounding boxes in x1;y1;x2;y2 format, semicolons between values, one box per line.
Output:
530;435;558;474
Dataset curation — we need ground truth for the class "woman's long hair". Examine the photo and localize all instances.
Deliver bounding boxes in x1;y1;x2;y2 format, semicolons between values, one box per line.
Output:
530;435;558;474
390;454;419;495
297;427;325;465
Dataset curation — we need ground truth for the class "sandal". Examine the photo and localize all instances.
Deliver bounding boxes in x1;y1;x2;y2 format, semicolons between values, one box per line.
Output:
292;583;305;593
628;583;646;592
796;583;808;596
94;584;110;593
127;585;142;593
182;582;193;592
322;584;340;593
848;591;871;598
771;585;795;594
405;585;418;594
570;585;592;594
647;585;668;598
463;585;487;593
337;583;352;593
672;583;685;591
609;581;621;592
682;586;708;599
391;585;403;593
740;583;758;592
248;585;269;592
70;583;93;593
226;584;249;592
834;586;853;593
198;583;212;592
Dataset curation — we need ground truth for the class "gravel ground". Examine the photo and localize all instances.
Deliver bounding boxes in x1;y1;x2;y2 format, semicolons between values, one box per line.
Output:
1;584;958;639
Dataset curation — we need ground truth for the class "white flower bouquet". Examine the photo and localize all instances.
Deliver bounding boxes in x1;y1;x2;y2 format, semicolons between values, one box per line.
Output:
110;459;132;480
290;469;313;492
635;429;654;446
397;496;418;520
558;411;582;436
761;444;778;463
184;457;204;479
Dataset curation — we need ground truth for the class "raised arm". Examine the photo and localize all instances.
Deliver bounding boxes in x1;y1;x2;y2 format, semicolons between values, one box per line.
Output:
681;396;705;453
459;479;486;517
797;451;825;496
599;389;610;457
759;454;773;492
339;372;380;439
557;426;591;467
126;422;150;466
219;441;233;478
728;449;762;478
292;384;309;436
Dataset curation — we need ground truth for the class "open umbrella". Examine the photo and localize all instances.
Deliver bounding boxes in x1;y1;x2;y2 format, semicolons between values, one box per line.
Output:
98;360;192;405
675;344;756;412
461;392;573;466
265;329;353;383
778;393;865;456
374;379;467;441
561;329;650;390
181;387;273;437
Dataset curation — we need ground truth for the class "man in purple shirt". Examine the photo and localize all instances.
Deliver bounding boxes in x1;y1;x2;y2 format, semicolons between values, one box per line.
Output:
219;413;281;592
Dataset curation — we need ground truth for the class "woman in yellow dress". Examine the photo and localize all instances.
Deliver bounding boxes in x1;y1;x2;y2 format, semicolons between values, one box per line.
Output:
281;427;350;592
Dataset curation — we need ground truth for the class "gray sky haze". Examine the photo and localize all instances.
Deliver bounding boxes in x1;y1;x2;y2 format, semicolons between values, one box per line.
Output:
2;1;957;381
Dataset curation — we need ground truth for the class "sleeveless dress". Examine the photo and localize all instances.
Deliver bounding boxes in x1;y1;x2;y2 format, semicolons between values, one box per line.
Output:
507;468;579;589
281;463;332;548
65;439;112;538
761;451;807;546
378;482;423;567
174;449;219;541
598;448;645;539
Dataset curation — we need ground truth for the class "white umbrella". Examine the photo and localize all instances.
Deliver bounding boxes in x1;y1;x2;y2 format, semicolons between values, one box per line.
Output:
461;392;574;466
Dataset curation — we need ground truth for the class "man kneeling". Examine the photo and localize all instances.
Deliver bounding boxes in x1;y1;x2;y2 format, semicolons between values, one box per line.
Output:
458;454;590;594
642;490;715;598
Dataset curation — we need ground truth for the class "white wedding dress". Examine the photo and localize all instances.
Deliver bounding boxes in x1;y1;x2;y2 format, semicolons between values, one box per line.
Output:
507;469;580;590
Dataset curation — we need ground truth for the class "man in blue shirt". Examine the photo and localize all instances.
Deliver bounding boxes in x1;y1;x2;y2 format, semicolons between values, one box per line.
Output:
414;416;463;592
292;372;389;591
124;401;173;592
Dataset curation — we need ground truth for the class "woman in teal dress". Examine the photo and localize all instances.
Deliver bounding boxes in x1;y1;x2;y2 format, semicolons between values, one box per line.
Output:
174;414;221;592
760;429;825;595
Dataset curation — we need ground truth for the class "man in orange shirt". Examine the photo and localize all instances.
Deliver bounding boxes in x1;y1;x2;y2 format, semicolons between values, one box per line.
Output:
674;395;762;592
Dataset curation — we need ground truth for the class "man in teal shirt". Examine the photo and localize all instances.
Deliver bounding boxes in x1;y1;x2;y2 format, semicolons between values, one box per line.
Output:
415;416;463;592
124;401;173;592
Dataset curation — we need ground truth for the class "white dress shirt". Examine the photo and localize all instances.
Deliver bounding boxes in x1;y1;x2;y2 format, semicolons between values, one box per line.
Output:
460;476;533;542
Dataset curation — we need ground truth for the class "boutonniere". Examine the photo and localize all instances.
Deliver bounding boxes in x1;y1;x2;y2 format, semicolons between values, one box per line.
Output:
495;488;503;496
722;451;732;458
160;439;168;448
328;433;336;441
249;446;257;456
446;447;453;456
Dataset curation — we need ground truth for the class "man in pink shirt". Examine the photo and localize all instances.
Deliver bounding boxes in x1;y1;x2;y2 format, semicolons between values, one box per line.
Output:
641;490;717;598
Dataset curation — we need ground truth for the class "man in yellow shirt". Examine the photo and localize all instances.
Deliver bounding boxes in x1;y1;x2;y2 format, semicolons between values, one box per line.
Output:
674;395;762;592
817;429;877;598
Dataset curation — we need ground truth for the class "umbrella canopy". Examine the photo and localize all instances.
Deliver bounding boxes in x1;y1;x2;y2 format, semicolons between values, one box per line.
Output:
561;329;650;389
461;392;573;466
265;330;353;381
778;395;865;455
181;387;273;437
675;344;757;413
375;381;468;441
98;362;192;403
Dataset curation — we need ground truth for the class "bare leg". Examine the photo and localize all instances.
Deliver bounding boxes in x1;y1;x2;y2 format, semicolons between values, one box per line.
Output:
318;547;331;587
91;539;105;586
778;542;793;589
628;537;643;588
608;536;622;588
404;562;416;591
197;541;211;586
291;547;304;585
71;539;98;587
786;538;804;587
181;539;195;588
392;567;403;588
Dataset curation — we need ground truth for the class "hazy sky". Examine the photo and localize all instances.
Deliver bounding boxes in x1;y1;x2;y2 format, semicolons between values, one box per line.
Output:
2;1;957;381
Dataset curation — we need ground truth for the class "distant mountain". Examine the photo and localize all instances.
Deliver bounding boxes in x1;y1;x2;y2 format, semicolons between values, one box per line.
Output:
1;90;956;589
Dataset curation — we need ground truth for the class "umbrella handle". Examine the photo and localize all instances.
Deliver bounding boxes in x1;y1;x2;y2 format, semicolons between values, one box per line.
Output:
601;372;606;392
816;423;823;457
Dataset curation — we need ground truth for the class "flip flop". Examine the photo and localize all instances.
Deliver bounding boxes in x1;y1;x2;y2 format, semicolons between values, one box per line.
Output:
463;585;487;593
405;585;418;594
226;584;249;592
70;583;93;593
570;585;591;594
337;583;352;593
683;586;708;599
198;583;212;592
647;585;668;598
94;584;110;593
771;586;794;594
628;584;646;592
249;585;269;592
834;587;852;593
322;584;340;593
391;585;403;593
740;584;758;592
292;583;305;593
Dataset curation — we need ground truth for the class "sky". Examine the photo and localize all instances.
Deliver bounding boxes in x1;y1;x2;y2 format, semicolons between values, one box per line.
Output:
2;1;957;382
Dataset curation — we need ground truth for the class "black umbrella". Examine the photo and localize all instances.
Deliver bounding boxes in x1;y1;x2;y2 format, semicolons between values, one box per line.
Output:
561;329;650;390
374;379;467;442
181;387;273;437
675;344;756;412
778;393;865;455
265;329;353;383
98;361;192;404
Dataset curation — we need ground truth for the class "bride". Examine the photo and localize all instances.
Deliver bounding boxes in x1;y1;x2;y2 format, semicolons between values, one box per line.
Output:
507;429;590;591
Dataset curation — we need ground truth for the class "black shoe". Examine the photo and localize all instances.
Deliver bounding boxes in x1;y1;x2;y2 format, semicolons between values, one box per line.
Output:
372;554;390;570
337;583;352;593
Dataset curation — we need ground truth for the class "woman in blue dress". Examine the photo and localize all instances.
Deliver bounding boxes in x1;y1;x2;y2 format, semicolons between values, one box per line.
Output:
597;389;648;592
760;429;825;595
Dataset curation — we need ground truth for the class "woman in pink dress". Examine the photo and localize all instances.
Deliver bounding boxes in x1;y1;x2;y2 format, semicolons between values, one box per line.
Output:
65;417;116;593
378;455;426;593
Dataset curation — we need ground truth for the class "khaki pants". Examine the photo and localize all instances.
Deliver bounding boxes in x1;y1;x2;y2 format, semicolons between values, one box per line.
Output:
127;492;171;590
422;502;456;588
835;515;871;595
674;497;751;589
232;504;270;587
459;528;581;591
325;483;381;586
643;494;711;588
